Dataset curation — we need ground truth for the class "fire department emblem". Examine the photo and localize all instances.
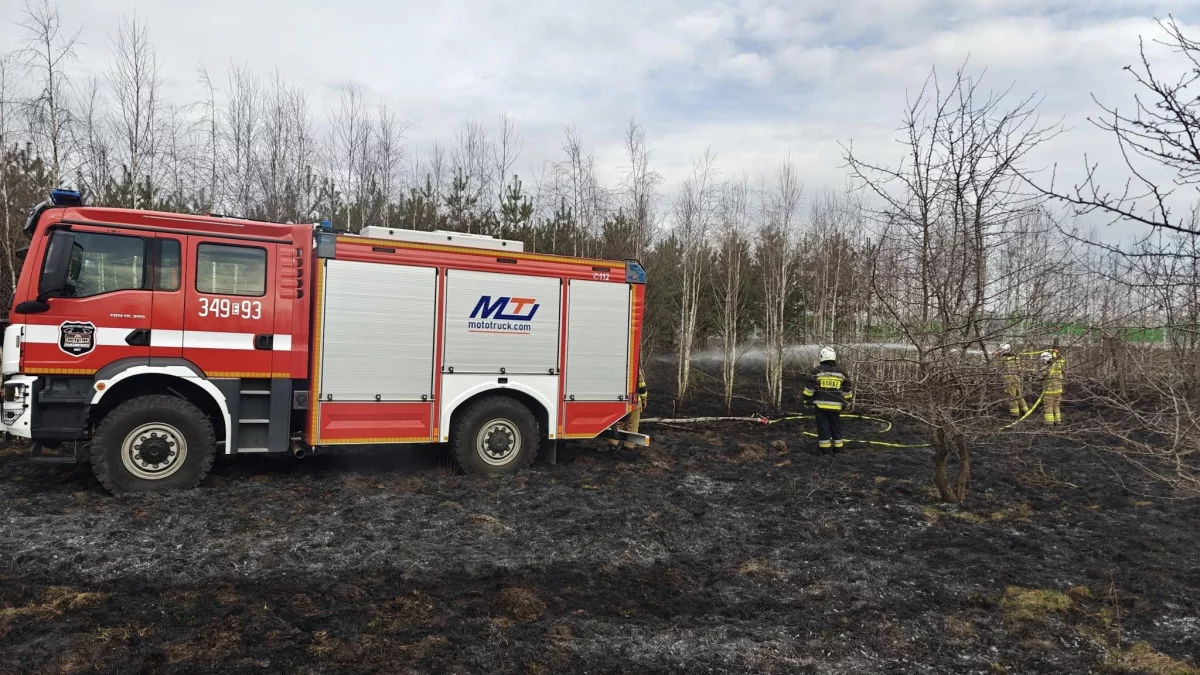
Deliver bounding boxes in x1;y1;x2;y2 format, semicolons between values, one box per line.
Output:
59;321;96;357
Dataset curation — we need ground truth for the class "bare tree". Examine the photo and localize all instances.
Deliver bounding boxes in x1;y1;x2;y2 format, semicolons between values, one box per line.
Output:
1033;18;1200;238
108;13;162;209
844;66;1054;502
71;76;111;202
760;157;803;410
673;148;718;404
0;52;24;293
158;101;196;211
554;125;607;256
374;105;409;227
451;118;493;230
329;83;368;230
259;71;317;222
18;0;79;188
222;65;260;216
620;119;661;260
196;65;219;212
1026;19;1200;495
493;112;523;211
714;174;752;412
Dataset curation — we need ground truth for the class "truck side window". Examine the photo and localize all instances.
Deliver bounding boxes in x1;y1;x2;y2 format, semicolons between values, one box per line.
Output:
196;243;266;297
58;232;146;298
154;239;181;291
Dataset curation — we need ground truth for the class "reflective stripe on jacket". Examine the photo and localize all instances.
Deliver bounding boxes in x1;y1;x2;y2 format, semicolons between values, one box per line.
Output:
803;362;854;411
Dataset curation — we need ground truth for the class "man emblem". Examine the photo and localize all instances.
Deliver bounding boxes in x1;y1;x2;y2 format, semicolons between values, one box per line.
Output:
59;321;96;357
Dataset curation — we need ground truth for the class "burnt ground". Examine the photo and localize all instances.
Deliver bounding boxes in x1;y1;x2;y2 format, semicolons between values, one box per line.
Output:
1;392;1199;673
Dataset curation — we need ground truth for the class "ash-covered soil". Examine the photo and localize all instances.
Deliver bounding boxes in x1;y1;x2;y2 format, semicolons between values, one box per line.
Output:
2;411;1198;674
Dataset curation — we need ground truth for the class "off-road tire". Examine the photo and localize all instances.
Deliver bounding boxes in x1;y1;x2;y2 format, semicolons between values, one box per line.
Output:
90;394;216;494
451;396;539;474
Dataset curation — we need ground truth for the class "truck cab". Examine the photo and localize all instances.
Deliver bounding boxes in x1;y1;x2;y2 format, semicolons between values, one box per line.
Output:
3;190;311;491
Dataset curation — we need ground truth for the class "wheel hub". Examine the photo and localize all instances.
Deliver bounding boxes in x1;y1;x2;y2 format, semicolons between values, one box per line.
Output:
122;423;187;480
476;419;521;466
487;431;511;453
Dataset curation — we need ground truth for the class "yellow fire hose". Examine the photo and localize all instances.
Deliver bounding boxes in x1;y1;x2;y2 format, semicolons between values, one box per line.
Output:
643;398;1048;448
766;413;932;448
639;412;933;448
999;394;1042;430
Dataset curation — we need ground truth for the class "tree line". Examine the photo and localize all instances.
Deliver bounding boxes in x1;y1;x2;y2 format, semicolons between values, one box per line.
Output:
2;2;1197;497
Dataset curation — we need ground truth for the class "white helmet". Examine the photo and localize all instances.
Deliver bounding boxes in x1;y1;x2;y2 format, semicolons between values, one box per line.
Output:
819;346;837;363
1040;351;1053;363
998;343;1012;355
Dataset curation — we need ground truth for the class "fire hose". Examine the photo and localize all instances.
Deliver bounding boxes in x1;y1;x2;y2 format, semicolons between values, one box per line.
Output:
639;412;933;448
642;397;1047;447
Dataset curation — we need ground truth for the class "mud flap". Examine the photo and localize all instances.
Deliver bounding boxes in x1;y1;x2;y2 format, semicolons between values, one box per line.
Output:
542;439;557;465
613;429;650;447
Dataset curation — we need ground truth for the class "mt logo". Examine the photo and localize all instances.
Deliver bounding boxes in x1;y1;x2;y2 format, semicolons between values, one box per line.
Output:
467;296;539;334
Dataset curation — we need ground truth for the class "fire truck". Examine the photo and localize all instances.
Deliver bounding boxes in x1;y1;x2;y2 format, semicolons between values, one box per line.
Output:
2;190;648;493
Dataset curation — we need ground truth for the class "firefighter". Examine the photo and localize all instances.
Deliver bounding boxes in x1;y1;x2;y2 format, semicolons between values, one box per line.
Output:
1040;350;1065;425
995;343;1029;418
608;368;648;450
802;347;854;454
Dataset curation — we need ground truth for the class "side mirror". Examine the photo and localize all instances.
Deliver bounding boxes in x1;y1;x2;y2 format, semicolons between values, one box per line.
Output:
37;230;75;303
13;300;49;314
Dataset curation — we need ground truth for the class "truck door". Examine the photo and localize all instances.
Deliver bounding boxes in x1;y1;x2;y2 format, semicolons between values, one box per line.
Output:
149;234;185;359
182;237;276;377
23;225;159;374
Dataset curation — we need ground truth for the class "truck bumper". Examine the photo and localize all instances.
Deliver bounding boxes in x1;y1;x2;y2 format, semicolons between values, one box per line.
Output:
2;375;37;439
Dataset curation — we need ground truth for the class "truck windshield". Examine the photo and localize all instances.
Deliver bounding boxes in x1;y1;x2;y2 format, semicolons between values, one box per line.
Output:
59;232;145;298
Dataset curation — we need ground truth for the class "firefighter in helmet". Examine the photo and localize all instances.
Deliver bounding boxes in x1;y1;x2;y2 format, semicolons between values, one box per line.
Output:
609;368;648;450
802;347;854;454
1040;350;1065;425
995;343;1029;418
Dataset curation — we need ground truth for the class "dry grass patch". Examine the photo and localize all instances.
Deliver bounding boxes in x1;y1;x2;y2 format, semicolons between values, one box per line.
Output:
1116;641;1200;674
470;514;505;532
944;615;977;636
0;586;110;624
733;444;766;462
737;559;779;578
1068;585;1093;600
1000;586;1073;623
493;587;545;622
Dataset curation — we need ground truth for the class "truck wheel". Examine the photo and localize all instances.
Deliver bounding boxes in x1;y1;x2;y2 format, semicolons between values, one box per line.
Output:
452;396;539;474
90;395;216;494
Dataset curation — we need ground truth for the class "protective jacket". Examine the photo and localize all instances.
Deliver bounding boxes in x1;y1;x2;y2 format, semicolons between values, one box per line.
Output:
1042;357;1065;395
803;362;854;411
636;369;648;408
1001;355;1023;384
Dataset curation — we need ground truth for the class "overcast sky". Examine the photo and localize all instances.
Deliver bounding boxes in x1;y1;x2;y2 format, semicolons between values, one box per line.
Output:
3;0;1198;224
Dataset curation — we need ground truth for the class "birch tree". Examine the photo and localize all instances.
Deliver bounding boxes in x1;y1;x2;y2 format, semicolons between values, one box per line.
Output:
760;157;802;410
222;66;260;216
673;149;718;404
374;105;409;227
0;52;24;294
19;0;79;189
108;13;162;209
620;119;661;260
329;84;367;230
714;174;752;412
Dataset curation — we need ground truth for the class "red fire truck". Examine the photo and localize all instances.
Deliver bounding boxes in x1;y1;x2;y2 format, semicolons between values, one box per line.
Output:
2;190;648;493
